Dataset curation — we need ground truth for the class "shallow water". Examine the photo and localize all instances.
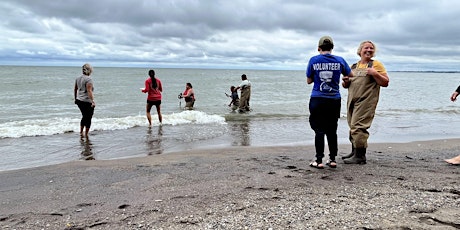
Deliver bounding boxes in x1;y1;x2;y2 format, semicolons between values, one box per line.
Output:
1;66;460;171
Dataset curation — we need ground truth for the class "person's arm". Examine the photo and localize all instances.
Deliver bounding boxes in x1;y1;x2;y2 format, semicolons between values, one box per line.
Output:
86;83;95;107
306;63;313;84
451;91;459;102
158;80;162;92
142;81;149;93
368;67;389;87
342;68;354;88
451;85;460;101
342;76;350;88
74;82;78;103
367;61;389;87
183;89;192;97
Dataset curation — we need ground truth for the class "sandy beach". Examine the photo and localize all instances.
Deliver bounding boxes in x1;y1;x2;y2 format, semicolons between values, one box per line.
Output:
1;139;459;229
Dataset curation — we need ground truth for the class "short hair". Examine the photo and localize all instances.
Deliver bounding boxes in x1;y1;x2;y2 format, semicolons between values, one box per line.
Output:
82;63;93;76
241;74;247;80
357;40;377;57
319;43;333;51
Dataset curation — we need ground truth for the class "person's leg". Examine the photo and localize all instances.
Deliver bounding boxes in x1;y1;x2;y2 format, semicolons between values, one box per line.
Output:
246;88;251;111
343;99;356;159
309;97;325;166
77;101;85;137
349;96;378;150
78;101;93;137
146;103;153;127
83;103;94;137
344;99;376;164
185;101;194;110
85;127;90;138
326;131;338;161
155;104;162;123
314;131;325;163
445;154;460;165
342;132;355;159
325;130;338;168
326;99;340;162
239;89;249;111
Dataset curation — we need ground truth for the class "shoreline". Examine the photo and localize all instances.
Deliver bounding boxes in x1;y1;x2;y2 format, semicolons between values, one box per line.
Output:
1;139;460;229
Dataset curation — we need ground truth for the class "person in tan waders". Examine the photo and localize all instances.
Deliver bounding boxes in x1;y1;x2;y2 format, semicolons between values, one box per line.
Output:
236;74;251;113
342;41;390;164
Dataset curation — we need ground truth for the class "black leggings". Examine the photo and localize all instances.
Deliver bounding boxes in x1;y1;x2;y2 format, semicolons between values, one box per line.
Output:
309;97;341;163
76;100;94;128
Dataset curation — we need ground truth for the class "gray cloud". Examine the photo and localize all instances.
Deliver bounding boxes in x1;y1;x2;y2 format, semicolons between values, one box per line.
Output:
1;0;460;70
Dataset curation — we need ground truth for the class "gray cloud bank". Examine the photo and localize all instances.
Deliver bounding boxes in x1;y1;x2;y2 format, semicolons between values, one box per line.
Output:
1;0;459;71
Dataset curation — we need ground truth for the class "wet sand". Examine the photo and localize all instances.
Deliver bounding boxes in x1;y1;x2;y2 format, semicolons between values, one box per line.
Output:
0;139;459;229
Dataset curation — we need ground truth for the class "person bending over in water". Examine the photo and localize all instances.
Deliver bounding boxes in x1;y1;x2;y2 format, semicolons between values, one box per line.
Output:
180;82;195;110
227;86;240;111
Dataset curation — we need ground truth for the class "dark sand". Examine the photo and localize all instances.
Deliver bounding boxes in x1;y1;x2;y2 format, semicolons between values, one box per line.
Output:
1;140;459;229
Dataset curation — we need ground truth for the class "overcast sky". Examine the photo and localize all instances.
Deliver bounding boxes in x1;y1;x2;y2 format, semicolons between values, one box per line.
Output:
1;0;460;71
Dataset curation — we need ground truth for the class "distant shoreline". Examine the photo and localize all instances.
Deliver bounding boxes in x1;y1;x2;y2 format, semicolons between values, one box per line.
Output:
1;64;459;73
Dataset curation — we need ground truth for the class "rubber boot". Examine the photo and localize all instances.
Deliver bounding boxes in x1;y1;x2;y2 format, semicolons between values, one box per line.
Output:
341;147;355;160
343;148;366;164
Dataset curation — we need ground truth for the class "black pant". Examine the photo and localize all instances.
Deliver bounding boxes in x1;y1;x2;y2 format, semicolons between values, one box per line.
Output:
76;100;94;128
309;97;341;163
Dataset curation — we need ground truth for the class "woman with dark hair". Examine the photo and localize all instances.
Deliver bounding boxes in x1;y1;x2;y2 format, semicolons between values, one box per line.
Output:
74;63;96;138
180;82;195;109
141;69;163;126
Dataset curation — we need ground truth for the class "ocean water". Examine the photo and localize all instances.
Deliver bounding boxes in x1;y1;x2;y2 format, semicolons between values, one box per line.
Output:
1;66;460;171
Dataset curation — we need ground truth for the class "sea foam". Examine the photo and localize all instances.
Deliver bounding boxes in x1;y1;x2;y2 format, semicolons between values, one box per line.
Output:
0;110;226;138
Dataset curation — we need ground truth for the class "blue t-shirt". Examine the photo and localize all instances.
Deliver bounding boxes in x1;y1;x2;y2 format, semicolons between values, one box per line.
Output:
306;53;351;99
231;91;239;100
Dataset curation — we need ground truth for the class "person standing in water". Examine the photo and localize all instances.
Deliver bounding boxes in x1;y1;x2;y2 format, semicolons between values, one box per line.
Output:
342;40;389;164
74;63;96;138
235;74;251;112
227;85;240;111
141;69;163;126
180;82;195;109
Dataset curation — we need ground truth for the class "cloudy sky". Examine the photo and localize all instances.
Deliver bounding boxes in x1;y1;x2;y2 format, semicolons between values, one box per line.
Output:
1;0;460;71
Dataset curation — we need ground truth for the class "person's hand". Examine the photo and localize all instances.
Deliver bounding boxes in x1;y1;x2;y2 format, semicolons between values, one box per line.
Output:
451;92;459;102
342;76;351;88
91;101;96;108
367;67;379;76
